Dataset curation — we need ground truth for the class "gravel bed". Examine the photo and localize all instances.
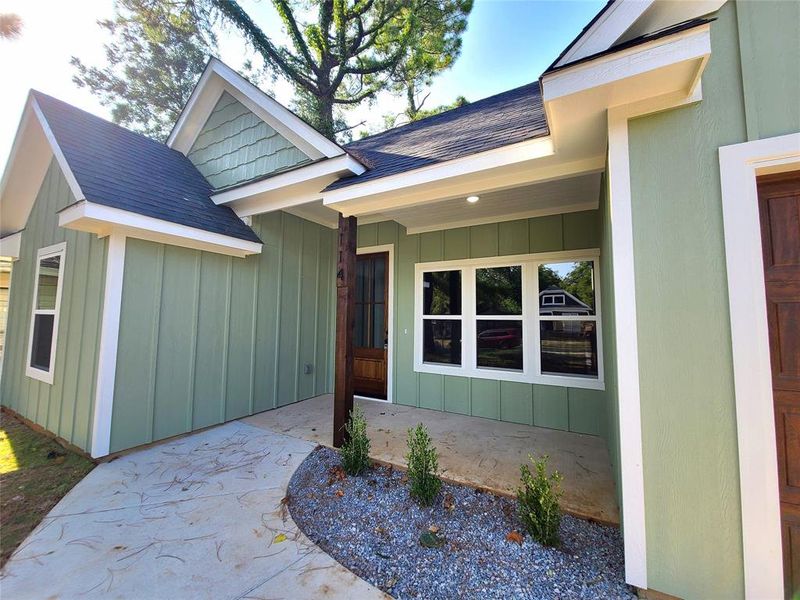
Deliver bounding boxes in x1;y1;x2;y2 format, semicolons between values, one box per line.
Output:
288;446;635;600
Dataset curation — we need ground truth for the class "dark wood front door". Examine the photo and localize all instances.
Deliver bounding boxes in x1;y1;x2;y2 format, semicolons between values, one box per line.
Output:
758;171;800;598
353;252;388;399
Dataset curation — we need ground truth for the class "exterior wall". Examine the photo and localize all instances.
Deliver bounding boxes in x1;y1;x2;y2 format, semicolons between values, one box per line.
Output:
109;211;335;453
187;92;311;190
627;1;799;597
0;159;107;452
358;210;609;436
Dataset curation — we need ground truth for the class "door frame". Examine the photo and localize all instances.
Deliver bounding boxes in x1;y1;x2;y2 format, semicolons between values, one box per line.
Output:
719;132;800;599
355;244;394;403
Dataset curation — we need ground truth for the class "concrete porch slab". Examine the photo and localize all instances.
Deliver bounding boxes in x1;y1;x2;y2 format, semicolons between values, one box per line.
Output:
243;395;620;524
1;421;387;600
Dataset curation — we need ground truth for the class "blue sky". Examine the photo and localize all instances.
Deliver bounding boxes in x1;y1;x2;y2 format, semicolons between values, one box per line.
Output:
0;0;604;164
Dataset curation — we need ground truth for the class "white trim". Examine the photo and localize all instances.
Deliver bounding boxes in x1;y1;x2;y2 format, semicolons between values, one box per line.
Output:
0;231;23;259
412;250;604;391
58;201;262;258
357;244;394;404
29;98;85;202
554;0;655;68
322;137;555;206
25;242;67;385
719;132;800;600
212;154;366;206
168;58;345;160
90;234;126;458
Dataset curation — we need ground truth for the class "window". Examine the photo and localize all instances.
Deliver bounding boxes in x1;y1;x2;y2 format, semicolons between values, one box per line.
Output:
414;251;603;389
26;243;66;384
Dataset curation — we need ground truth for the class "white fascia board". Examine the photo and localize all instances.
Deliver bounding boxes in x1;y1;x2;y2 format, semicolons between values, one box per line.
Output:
211;154;366;206
555;0;655;68
321;136;555;206
58;201;262;258
543;24;711;102
0;231;23;259
167;58;347;161
30;97;85;202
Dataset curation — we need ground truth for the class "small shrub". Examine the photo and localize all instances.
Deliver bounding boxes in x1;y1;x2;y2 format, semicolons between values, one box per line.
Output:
339;406;371;476
405;424;441;506
517;454;563;547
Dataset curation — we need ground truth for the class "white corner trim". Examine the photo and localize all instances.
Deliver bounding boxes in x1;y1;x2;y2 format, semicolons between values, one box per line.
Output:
606;85;707;591
25;242;67;385
719;132;800;600
29;97;85;203
0;231;23;259
212;154;366;206
90;234;126;458
357;244;395;404
58;201;262;258
322;136;555;206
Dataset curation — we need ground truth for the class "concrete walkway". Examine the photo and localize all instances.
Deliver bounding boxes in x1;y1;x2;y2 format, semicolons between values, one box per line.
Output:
0;421;386;600
244;395;619;524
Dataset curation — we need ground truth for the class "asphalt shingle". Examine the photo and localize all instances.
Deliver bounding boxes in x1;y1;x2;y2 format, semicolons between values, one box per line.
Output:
33;91;261;244
326;81;548;191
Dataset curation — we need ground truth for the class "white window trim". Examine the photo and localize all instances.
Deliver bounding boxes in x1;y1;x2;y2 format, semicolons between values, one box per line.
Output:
26;241;66;384
413;249;604;391
719;132;799;600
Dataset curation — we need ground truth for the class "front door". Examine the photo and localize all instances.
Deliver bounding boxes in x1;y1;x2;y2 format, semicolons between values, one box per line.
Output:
758;171;800;598
354;252;388;399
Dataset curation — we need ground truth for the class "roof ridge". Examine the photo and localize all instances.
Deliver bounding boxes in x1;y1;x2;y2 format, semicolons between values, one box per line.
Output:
345;80;541;148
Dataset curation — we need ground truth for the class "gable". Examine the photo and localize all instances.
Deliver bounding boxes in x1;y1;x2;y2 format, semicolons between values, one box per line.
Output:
187;92;312;190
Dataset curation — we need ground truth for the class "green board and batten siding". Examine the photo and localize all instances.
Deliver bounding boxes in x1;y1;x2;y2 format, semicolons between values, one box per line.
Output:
109;212;335;452
627;1;800;598
358;210;612;437
0;159;106;453
187;92;311;190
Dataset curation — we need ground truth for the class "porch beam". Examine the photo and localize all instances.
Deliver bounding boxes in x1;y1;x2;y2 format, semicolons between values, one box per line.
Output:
333;213;357;447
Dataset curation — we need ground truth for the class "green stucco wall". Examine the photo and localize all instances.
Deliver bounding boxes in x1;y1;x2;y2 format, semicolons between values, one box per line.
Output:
187;92;311;190
0;159;106;453
627;2;799;597
109;211;335;452
358;211;610;436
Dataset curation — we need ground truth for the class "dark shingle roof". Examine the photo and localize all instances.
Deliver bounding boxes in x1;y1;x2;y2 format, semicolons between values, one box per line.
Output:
325;81;548;191
33;91;260;244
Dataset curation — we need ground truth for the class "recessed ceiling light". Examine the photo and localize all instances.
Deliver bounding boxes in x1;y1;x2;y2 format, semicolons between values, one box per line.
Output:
466;195;479;203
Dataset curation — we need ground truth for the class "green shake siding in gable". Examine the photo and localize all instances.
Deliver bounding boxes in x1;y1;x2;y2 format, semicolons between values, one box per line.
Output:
109;212;335;453
358;211;611;437
0;159;106;453
187;92;311;190
627;2;798;598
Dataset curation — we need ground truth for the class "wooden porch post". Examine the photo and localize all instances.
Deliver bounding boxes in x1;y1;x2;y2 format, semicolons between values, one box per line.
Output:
333;213;357;447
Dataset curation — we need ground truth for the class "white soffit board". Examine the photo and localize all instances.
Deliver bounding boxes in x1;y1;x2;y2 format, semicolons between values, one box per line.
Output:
0;231;22;259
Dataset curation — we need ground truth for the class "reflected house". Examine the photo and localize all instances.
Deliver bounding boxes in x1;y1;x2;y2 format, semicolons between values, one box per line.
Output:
539;285;597;376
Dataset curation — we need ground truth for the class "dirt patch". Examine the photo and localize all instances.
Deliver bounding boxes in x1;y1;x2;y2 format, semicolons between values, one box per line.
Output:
0;410;94;566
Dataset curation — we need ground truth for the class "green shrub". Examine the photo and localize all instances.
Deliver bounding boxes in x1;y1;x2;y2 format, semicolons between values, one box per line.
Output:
405;424;441;506
517;454;563;547
339;406;371;476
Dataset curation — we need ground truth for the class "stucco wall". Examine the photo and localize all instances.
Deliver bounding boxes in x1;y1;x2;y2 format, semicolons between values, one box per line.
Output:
358;210;612;437
187;91;311;190
109;211;335;453
627;1;799;597
0;159;107;453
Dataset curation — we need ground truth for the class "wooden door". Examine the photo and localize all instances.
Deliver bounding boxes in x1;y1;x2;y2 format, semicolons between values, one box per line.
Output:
758;171;800;598
353;252;388;399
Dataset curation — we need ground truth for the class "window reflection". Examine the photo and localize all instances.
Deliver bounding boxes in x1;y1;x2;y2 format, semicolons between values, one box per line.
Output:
540;320;598;377
423;270;461;315
538;261;595;316
477;320;523;370
423;320;461;365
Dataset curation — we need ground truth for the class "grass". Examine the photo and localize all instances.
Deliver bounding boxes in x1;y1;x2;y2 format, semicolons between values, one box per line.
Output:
0;410;94;566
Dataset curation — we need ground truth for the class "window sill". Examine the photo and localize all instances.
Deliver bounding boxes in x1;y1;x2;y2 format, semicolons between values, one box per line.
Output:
26;366;54;385
414;363;605;391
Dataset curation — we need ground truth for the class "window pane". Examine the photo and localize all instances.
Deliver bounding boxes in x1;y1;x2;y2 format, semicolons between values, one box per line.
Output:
476;266;522;315
423;320;461;365
538;261;595;316
373;303;385;349
36;255;61;310
30;313;54;371
423;271;461;315
477;320;523;370
540;320;598;377
373;256;385;302
354;303;368;347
